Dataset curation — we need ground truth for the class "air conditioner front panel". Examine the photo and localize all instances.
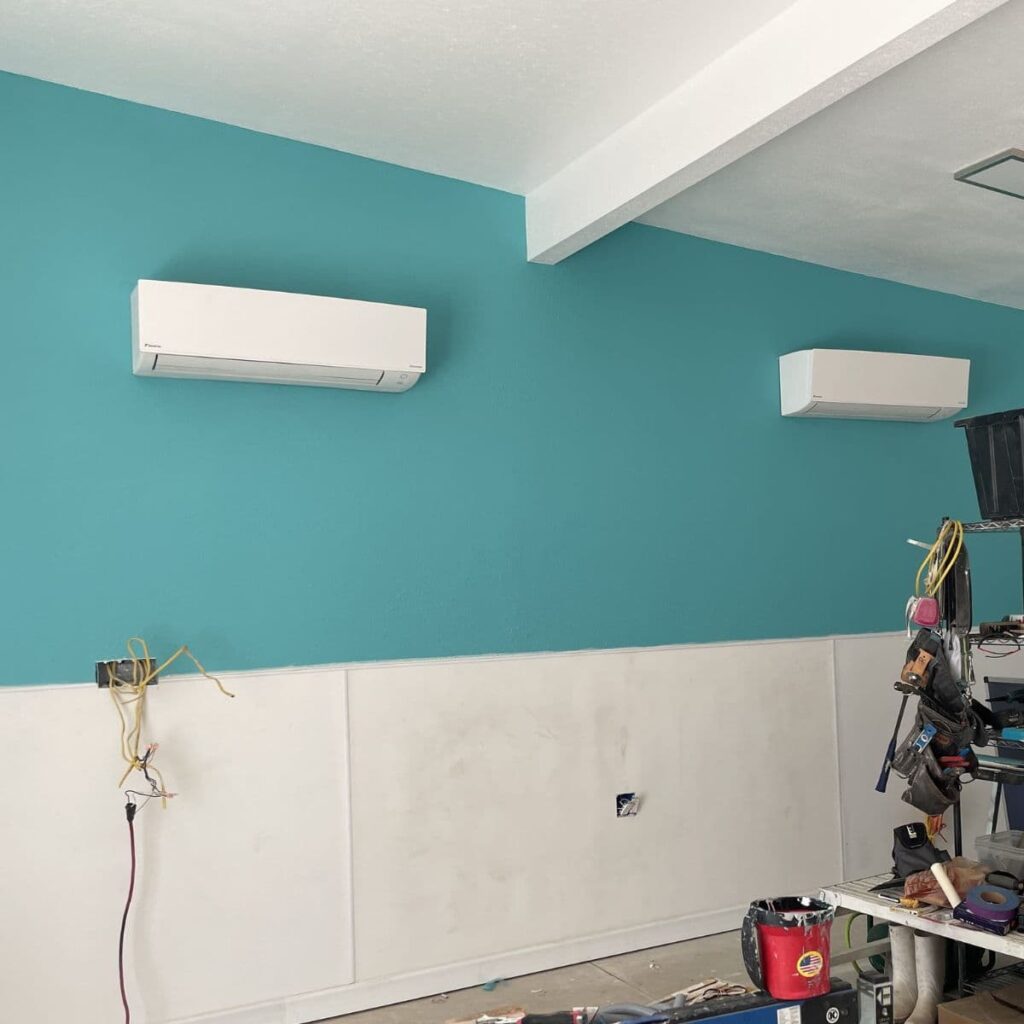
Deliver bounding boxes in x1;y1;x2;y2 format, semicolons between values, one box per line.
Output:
808;349;965;409
134;280;426;374
780;349;969;421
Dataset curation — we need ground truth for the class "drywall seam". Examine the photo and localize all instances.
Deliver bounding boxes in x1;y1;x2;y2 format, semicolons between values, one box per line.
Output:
830;635;846;880
341;668;357;988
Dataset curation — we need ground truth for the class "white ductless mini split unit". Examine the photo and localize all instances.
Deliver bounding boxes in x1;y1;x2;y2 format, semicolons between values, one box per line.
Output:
779;349;969;421
132;280;426;392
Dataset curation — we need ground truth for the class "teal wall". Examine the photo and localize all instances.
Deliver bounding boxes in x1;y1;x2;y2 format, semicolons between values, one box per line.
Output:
2;70;1021;686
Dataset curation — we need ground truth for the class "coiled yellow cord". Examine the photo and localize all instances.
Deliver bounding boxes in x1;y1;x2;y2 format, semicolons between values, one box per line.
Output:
915;519;964;598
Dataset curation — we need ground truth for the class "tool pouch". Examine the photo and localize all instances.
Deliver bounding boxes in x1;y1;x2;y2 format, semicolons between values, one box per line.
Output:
901;629;967;714
893;703;973;814
893;822;950;877
901;748;960;814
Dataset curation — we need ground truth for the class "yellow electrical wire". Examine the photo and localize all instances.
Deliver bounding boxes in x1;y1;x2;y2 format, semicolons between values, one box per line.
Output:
914;519;964;598
107;637;234;807
920;520;962;596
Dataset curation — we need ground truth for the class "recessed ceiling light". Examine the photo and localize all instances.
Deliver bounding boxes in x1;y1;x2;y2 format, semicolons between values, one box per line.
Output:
955;149;1024;200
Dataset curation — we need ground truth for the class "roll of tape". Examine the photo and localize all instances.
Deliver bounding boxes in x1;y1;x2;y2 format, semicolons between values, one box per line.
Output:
961;885;1020;926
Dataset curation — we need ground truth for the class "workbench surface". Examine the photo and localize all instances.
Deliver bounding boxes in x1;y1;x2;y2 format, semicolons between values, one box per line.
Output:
820;875;1024;958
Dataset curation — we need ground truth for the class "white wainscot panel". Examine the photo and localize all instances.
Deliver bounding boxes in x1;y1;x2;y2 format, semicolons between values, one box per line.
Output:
0;668;352;1024
347;639;841;985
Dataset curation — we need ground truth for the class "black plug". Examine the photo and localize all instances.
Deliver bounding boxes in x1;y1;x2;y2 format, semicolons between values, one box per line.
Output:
125;801;137;823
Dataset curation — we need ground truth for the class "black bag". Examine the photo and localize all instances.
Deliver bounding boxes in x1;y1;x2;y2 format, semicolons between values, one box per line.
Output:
902;629;967;715
892;822;950;877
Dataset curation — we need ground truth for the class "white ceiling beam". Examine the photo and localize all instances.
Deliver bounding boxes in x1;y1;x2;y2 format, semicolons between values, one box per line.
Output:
525;0;1009;264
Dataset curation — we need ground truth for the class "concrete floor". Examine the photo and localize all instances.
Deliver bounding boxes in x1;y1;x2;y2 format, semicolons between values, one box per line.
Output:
322;930;751;1024
321;919;865;1024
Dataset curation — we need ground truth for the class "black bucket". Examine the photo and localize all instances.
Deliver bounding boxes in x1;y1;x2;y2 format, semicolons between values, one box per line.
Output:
956;408;1024;520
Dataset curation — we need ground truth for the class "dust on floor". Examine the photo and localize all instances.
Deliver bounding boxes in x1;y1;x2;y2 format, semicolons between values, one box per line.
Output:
324;930;749;1024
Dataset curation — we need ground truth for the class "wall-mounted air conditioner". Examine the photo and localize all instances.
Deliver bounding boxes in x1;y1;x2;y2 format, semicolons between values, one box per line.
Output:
132;280;426;392
779;349;969;421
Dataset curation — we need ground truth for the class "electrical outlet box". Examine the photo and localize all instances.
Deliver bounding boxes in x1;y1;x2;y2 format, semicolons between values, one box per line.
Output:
616;793;640;817
95;659;158;688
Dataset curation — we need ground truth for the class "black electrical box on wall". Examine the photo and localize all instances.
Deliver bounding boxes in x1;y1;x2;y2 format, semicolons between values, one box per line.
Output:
95;659;158;688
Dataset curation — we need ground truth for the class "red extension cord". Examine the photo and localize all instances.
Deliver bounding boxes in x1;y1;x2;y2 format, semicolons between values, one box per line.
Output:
118;804;137;1024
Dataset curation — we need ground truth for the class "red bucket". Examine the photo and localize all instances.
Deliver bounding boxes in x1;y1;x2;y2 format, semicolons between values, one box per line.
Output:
741;897;834;1000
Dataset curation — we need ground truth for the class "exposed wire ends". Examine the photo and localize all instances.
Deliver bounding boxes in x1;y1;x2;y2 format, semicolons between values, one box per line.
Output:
108;637;234;804
119;802;137;1024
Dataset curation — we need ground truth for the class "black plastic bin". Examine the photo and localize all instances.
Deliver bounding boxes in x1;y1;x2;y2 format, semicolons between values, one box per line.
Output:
956;408;1024;520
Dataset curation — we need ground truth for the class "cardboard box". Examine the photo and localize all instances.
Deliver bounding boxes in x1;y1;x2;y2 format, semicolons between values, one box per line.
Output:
938;983;1024;1024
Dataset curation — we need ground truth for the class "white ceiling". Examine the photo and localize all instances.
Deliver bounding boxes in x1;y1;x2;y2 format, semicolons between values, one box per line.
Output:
0;0;797;193
640;0;1024;308
4;0;1020;307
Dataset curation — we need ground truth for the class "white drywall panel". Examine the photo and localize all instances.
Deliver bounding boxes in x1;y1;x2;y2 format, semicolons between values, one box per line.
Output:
5;634;959;1024
0;667;352;1023
347;639;841;984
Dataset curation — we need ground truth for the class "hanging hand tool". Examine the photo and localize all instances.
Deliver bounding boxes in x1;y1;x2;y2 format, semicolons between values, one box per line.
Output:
877;694;910;793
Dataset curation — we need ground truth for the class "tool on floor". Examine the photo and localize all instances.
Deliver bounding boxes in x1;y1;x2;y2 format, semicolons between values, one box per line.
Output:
655;981;858;1024
474;1011;598;1024
662;980;753;1007
590;1015;667;1024
522;1014;592;1024
588;1007;662;1024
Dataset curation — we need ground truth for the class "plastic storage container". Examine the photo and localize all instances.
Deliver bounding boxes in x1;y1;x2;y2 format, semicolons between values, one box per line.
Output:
975;830;1024;876
956;408;1024;520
